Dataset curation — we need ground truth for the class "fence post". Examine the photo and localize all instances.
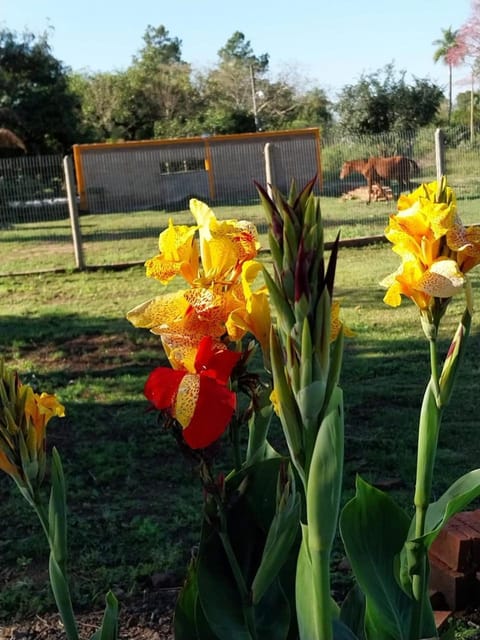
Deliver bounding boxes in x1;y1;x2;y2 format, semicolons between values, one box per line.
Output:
63;155;85;270
264;142;279;199
435;128;446;182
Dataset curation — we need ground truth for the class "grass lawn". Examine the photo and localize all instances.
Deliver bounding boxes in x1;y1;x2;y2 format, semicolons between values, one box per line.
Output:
4;191;480;276
1;236;480;635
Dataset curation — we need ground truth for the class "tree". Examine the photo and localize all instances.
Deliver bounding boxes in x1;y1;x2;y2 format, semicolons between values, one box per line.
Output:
0;28;81;153
455;1;480;140
433;26;464;124
207;32;270;131
131;25;200;138
217;31;269;72
133;24;183;66
451;90;480;129
335;64;443;135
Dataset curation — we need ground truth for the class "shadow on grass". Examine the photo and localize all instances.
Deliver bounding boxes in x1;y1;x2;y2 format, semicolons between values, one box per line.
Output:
1;307;480;621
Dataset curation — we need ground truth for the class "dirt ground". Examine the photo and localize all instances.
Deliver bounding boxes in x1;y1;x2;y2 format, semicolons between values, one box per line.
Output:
0;585;177;639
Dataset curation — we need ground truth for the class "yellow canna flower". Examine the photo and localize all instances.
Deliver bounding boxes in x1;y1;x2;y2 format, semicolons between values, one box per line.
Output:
24;389;66;451
382;179;470;311
190;199;260;282
330;300;355;341
381;257;464;309
447;223;480;274
144;219;199;285
127;201;268;373
0;360;65;484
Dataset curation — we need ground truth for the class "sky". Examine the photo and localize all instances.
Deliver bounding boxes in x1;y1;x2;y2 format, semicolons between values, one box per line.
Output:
1;0;476;101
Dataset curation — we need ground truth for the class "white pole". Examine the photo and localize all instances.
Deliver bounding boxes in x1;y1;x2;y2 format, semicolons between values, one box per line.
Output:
63;155;85;270
434;128;446;183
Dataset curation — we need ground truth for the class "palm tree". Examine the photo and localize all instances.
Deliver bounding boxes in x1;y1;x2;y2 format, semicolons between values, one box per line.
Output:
433;26;461;124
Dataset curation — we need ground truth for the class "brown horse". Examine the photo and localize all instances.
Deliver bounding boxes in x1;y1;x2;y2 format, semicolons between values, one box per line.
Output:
340;156;419;203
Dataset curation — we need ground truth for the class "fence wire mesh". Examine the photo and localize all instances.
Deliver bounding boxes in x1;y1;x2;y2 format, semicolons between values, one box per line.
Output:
1;126;479;276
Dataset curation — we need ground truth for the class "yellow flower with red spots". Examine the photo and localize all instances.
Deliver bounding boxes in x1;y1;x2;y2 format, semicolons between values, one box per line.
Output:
381;179;480;310
127;199;270;370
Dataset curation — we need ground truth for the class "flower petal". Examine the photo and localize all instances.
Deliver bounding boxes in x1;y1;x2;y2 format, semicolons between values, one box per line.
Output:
194;336;241;384
415;258;465;298
144;368;186;410
182;375;236;448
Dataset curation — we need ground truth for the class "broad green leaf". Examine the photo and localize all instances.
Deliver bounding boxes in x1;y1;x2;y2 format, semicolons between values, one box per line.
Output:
251;475;300;604
197;521;253;640
340;476;412;640
333;618;362;640
340;585;366;640
174;559;216;640
254;575;292;640
306;387;344;552
295;531;339;640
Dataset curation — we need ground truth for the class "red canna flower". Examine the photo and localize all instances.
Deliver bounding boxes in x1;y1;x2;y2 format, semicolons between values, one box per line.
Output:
144;336;241;449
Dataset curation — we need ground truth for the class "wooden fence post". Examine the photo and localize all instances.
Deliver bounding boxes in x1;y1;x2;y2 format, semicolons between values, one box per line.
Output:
435;128;446;182
63;155;85;270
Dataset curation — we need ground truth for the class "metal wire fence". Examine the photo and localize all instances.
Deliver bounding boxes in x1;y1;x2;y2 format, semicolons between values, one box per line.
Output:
1;126;479;276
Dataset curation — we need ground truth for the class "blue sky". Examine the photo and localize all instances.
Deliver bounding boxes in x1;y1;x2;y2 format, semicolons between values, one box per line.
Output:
1;0;475;100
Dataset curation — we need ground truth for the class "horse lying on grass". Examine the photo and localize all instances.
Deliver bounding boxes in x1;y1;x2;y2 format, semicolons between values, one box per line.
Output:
339;155;420;203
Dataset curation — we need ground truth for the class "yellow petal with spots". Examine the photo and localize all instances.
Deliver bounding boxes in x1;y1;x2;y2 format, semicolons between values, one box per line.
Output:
174;374;200;428
126;292;189;329
415;258;465;298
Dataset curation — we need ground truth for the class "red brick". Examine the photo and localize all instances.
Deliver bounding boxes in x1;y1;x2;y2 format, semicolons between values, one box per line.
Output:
429;555;478;610
455;511;480;566
429;521;475;572
434;610;453;633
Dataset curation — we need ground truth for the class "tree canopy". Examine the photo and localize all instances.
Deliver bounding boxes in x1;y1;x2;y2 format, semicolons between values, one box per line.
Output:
0;28;82;153
335;64;444;135
0;24;450;151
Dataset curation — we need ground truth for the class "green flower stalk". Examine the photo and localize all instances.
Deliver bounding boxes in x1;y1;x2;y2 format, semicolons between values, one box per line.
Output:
257;178;347;640
0;358;118;640
375;177;480;639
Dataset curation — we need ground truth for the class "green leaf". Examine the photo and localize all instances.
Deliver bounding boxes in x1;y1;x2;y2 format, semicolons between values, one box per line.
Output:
174;559;217;640
339;584;365;640
407;468;480;551
333;618;362;640
254;575;292;640
339;476;412;640
49;554;79;640
251;473;300;604
306;387;344;552
197;521;252;640
295;531;340;640
49;447;68;568
439;308;471;406
90;591;119;640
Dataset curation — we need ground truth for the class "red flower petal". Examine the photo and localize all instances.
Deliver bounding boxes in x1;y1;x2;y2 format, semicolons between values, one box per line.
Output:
144;368;186;410
182;375;236;448
194;336;241;384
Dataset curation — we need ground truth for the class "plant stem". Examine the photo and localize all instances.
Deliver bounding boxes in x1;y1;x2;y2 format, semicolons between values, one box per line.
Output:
310;547;333;640
429;338;441;406
410;338;443;640
32;493;80;640
218;527;256;639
